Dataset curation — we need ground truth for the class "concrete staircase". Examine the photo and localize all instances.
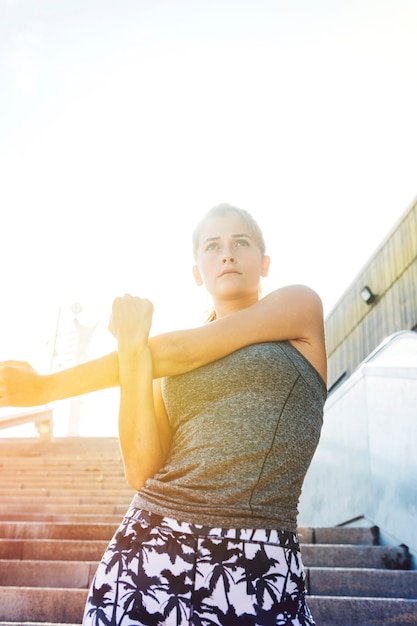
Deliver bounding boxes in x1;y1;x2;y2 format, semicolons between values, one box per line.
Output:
0;437;416;626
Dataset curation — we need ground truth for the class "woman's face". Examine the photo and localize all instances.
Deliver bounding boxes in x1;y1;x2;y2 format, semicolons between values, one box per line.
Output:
193;214;270;304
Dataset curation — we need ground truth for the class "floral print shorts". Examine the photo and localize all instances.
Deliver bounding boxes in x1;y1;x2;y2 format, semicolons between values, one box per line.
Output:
83;506;315;625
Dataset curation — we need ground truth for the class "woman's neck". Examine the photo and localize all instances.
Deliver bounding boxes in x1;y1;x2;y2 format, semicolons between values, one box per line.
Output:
213;293;260;319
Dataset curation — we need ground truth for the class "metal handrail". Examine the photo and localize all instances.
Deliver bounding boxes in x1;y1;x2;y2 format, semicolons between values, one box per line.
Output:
0;407;54;441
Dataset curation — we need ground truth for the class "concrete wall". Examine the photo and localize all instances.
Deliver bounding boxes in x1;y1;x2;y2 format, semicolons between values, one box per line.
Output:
299;331;417;562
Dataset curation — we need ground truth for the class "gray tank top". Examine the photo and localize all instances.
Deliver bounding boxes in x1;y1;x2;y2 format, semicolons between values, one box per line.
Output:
132;341;327;531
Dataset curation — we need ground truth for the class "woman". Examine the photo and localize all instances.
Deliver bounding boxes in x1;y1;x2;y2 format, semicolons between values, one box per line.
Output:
0;204;327;625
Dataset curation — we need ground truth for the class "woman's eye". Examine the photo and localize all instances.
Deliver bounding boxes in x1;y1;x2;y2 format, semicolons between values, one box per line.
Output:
206;242;218;251
235;239;249;247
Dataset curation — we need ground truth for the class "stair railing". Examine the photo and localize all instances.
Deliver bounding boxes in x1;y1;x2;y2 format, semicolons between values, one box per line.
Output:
0;407;54;441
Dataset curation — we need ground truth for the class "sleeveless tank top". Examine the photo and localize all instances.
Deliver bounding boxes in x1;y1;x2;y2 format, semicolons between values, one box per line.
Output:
132;341;327;531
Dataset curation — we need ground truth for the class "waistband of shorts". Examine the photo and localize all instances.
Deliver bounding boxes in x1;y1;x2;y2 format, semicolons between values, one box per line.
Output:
124;506;300;549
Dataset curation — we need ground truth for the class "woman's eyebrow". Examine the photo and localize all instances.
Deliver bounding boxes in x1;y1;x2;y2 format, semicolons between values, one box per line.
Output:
232;233;252;239
202;236;220;245
202;233;253;245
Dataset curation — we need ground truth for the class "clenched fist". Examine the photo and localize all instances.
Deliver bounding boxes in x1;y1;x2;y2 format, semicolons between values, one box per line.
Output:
108;294;154;353
0;361;46;407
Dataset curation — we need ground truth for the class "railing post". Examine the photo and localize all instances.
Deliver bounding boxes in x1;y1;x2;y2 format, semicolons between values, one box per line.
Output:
36;417;53;442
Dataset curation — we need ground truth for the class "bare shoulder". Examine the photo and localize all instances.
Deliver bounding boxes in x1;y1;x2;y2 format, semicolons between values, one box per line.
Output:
255;284;325;339
262;284;324;315
263;284;327;386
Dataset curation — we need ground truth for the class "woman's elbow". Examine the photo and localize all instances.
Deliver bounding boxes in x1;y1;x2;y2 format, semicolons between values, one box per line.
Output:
123;456;166;492
125;471;146;491
124;466;151;491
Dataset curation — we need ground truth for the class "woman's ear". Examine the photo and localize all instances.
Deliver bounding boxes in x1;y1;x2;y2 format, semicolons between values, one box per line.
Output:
192;265;203;286
261;255;271;278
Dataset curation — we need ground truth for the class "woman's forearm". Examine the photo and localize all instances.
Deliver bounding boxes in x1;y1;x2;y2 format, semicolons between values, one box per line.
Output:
118;347;166;490
42;327;203;403
41;334;185;403
109;295;166;489
45;351;120;402
0;354;118;408
0;338;181;408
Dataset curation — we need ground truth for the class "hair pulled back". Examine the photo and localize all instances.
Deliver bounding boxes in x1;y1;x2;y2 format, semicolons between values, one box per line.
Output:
192;203;266;259
192;203;267;322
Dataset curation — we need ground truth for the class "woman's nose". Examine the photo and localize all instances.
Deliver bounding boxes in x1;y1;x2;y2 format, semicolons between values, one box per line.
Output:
222;253;236;263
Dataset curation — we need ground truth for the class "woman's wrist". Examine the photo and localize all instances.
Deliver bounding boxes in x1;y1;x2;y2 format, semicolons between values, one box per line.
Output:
117;345;152;381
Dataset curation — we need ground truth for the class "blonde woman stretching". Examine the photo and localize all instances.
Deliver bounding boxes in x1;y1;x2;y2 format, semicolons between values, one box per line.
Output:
0;204;327;625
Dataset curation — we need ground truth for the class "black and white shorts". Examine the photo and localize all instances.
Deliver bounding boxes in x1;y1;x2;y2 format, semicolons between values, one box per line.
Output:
83;506;315;625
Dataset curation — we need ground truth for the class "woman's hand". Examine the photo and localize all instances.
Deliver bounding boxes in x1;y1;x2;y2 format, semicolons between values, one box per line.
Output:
0;361;47;407
108;294;154;354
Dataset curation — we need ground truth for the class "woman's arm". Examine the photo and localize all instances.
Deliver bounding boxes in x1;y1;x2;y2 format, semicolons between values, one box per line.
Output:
151;284;327;382
0;353;119;407
0;284;326;407
111;295;172;490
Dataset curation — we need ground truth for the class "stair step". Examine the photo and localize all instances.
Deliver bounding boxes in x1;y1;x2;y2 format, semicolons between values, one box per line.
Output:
0;456;123;462
0;623;81;626
0;559;98;589
0;587;87;623
313;526;378;545
301;543;407;569
0;521;118;540
1;587;416;625
0;488;133;497
0;513;125;523
2;559;416;599
0;469;126;476
0;464;122;468
0;559;97;588
0;436;119;450
0;521;380;546
0;537;406;569
0;473;124;478
308;566;417;598
0;521;385;547
307;595;417;626
0;503;129;515
0;483;130;492
0;478;128;486
0;495;132;506
0;538;108;561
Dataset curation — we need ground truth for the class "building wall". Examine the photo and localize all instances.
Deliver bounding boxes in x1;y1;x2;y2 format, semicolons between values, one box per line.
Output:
325;197;417;391
298;338;417;559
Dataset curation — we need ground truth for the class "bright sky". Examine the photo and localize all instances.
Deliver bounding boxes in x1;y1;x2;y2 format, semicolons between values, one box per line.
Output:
1;0;417;381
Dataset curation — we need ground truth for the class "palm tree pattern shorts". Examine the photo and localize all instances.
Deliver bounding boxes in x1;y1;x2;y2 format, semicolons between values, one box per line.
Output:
83;506;315;626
